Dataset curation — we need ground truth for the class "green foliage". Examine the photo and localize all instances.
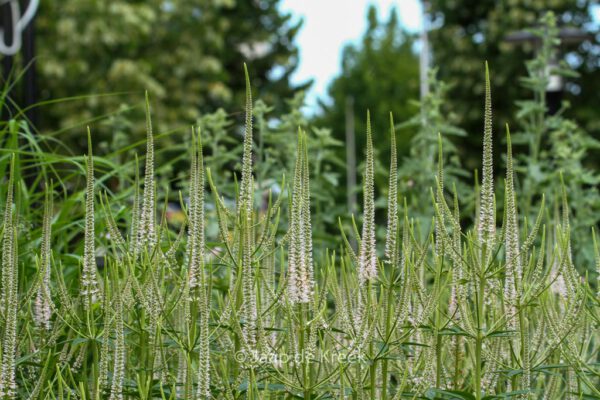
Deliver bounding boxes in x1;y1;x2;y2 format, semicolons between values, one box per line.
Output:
428;0;599;170
513;11;600;267
1;65;600;399
396;68;468;225
35;0;306;151
192;89;343;249
316;5;420;196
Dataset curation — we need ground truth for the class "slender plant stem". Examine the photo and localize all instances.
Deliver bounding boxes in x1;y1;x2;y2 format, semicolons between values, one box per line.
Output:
381;273;394;399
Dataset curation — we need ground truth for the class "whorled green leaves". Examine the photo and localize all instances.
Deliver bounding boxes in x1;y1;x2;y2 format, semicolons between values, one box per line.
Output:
0;64;598;399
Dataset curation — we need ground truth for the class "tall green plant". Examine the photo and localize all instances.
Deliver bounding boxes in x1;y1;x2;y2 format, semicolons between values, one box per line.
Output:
515;11;600;267
0;65;599;399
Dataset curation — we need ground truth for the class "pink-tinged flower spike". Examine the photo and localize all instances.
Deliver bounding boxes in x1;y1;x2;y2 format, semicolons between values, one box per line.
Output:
81;129;101;309
0;155;15;312
358;111;377;284
0;155;18;399
188;128;206;291
137;91;157;252
449;185;462;319
385;113;398;265
503;127;520;330
300;130;314;303
287;130;303;303
240;64;257;348
239;63;254;220
478;62;496;253
434;134;445;258
188;127;211;398
34;185;55;330
287;130;314;303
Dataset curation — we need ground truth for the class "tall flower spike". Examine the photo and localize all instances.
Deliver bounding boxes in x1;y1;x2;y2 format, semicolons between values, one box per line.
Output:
449;185;462;319
196;265;211;398
99;289;112;392
130;155;141;251
478;62;496;251
287;130;314;303
188;127;206;290
435;134;445;257
239;63;254;218
1;154;15;310
184;127;210;396
558;174;579;301
359;111;377;284
504;126;520;329
0;229;18;400
240;64;257;347
0;156;17;399
385;113;398;264
287;130;303;303
82;129;100;309
137;91;157;251
35;184;55;330
301;131;314;302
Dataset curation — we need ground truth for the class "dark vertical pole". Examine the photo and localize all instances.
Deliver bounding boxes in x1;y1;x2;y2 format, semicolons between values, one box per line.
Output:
345;95;357;217
22;0;38;126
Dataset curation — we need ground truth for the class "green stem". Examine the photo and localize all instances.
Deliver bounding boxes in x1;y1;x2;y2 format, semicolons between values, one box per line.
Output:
381;275;394;399
299;304;311;400
453;336;461;389
435;318;442;388
474;277;485;400
475;334;483;400
92;340;99;399
518;301;529;396
367;282;376;399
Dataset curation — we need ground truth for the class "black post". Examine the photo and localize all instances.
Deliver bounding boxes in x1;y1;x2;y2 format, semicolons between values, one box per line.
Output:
1;0;15;118
546;89;562;116
22;0;38;126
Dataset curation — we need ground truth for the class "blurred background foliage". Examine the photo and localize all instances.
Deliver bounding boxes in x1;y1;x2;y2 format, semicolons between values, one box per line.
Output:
1;0;599;262
316;6;420;196
35;0;308;151
428;0;600;171
22;1;600;181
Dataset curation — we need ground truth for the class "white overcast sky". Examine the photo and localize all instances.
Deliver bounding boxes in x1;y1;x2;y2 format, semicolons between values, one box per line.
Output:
280;0;423;111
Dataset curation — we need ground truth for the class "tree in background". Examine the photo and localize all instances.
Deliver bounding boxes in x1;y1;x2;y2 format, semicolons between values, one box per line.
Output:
316;5;420;212
35;0;307;149
396;69;469;228
428;0;599;171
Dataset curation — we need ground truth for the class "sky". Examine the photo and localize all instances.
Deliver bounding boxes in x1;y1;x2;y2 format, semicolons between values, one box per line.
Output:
280;0;423;111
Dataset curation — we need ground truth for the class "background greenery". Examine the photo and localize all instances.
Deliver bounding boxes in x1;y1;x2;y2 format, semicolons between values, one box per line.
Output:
35;0;307;151
1;3;600;398
428;0;600;170
27;1;600;187
3;1;600;256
